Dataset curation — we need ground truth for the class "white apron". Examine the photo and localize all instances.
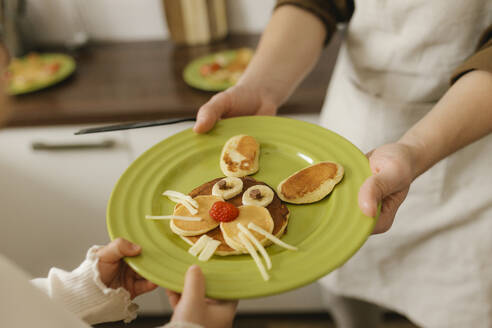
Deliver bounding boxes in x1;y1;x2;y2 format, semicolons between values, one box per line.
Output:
319;1;492;327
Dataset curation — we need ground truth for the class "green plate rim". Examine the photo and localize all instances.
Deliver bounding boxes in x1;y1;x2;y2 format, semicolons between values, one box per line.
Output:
107;116;378;299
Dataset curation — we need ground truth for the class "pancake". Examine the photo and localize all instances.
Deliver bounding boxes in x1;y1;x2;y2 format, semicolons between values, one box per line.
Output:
220;135;260;177
277;162;344;204
181;177;290;256
170;195;222;236
220;205;274;252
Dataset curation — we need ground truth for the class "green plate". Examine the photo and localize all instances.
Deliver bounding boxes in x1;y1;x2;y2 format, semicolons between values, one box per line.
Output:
107;116;376;299
6;53;76;95
183;49;240;92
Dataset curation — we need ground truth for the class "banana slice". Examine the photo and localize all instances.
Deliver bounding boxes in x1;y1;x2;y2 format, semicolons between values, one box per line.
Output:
211;177;244;200
242;185;274;207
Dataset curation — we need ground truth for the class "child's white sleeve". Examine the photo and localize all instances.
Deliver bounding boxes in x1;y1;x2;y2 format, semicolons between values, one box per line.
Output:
31;245;138;325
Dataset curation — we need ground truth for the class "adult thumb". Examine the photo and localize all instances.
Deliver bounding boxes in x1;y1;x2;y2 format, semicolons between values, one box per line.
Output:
194;93;230;133
358;168;404;218
180;265;206;306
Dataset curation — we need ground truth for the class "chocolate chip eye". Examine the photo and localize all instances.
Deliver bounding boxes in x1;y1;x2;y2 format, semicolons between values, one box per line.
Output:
218;180;228;189
218;179;233;190
242;185;274;207
250;189;263;200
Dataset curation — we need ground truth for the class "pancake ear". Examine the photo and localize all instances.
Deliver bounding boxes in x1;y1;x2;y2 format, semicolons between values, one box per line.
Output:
277;162;344;204
220;135;260;177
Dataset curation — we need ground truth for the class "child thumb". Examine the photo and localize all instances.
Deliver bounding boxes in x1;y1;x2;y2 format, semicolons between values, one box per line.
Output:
98;238;141;262
180;265;206;306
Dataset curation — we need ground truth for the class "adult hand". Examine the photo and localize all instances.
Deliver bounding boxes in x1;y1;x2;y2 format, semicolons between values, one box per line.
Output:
96;238;158;299
193;84;278;134
167;265;238;328
358;143;417;234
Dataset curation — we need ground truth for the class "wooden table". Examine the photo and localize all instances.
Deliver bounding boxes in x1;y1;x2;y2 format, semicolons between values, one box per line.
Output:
6;33;342;127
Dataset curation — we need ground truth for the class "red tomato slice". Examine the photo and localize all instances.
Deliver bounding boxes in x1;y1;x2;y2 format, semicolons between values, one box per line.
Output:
46;62;61;74
210;62;221;72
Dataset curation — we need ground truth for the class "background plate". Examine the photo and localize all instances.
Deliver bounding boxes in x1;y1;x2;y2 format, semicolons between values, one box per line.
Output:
7;53;76;96
107;116;376;299
182;49;238;92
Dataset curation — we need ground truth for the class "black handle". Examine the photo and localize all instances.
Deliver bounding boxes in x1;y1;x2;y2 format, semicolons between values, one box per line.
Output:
32;139;116;151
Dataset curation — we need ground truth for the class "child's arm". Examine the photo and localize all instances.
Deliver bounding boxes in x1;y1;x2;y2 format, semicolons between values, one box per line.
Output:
31;238;157;325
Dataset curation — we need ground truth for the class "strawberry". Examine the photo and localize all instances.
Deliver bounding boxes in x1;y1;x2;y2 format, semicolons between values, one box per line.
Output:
209;201;239;222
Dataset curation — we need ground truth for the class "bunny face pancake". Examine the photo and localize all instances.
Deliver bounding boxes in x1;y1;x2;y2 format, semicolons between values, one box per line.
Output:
179;177;289;256
148;134;342;280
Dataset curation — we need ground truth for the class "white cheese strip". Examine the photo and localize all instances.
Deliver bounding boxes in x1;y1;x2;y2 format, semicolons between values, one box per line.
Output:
238;232;270;281
198;239;221;262
188;235;212;257
237;222;272;270
181;201;198;215
145;215;202;221
167;196;198;215
162;190;199;208
248;223;298;251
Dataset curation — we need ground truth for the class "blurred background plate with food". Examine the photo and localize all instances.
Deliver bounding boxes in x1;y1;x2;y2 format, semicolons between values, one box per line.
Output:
183;48;253;92
5;52;76;95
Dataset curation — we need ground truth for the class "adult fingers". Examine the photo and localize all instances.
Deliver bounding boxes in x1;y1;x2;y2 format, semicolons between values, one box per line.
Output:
194;93;231;133
358;155;409;218
97;238;142;263
180;265;206;306
358;175;386;218
372;188;409;234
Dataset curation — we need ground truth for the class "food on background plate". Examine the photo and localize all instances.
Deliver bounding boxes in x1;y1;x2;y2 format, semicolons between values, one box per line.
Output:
220;134;260;177
277;162;344;204
4;53;73;94
199;48;253;85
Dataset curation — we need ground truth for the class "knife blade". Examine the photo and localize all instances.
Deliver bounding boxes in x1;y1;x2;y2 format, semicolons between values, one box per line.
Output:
74;117;197;135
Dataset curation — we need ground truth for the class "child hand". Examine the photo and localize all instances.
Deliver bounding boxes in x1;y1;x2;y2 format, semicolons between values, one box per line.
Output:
358;143;416;234
166;265;238;328
96;238;158;299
